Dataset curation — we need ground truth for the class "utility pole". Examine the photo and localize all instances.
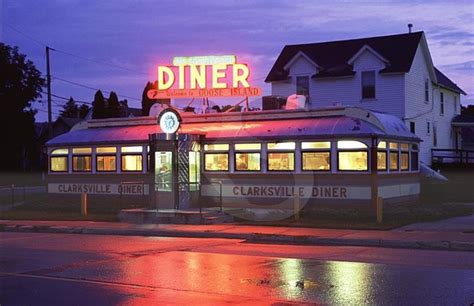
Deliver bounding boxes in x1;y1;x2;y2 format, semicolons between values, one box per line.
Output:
46;46;53;138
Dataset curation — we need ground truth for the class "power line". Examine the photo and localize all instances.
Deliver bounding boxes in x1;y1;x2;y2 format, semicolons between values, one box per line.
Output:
53;48;147;75
52;76;141;101
5;23;147;75
4;23;48;47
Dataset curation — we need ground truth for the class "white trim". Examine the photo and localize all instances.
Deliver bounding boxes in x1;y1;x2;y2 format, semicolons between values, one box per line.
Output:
283;51;319;71
347;44;389;65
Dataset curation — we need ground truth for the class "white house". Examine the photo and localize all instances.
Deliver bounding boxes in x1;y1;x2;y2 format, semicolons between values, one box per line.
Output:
265;31;466;165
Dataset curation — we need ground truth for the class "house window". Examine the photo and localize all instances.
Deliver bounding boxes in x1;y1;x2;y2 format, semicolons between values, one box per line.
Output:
361;71;376;99
440;92;444;115
337;140;368;171
427;121;431;135
433;123;438;147
425;79;429;102
411;149;419;171
296;76;309;99
454;96;457;113
410;122;416;134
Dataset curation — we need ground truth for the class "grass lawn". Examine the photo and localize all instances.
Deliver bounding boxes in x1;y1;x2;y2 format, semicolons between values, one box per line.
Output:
1;166;472;229
0;172;44;187
0;195;121;222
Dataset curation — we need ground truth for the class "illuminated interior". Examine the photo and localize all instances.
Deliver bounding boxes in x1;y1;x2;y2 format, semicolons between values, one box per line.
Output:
338;152;368;171
205;153;229;171
268;152;295;171
50;156;67;172
122;155;143;171
302;152;330;171
235;153;260;171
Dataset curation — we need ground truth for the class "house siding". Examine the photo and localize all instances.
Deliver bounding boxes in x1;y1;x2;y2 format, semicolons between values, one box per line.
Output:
270;40;461;166
404;44;461;164
271;49;405;116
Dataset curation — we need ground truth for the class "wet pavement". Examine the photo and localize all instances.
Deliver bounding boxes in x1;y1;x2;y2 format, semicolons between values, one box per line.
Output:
1;232;473;305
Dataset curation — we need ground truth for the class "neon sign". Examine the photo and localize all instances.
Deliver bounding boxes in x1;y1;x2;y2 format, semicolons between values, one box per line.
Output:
147;55;262;99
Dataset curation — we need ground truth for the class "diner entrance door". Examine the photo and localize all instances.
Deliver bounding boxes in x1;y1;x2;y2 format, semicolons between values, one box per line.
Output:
149;133;201;210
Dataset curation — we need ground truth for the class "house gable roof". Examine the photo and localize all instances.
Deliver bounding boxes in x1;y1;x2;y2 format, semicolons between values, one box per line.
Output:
265;32;424;82
283;51;320;71
347;44;389;65
434;67;466;95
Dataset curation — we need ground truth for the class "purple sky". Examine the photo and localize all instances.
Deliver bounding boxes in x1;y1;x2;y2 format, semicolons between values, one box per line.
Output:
2;0;473;121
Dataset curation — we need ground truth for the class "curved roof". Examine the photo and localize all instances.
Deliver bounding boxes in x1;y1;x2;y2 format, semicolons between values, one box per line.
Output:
46;111;418;146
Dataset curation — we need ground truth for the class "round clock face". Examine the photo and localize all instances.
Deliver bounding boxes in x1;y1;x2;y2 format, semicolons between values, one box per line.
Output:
159;110;180;134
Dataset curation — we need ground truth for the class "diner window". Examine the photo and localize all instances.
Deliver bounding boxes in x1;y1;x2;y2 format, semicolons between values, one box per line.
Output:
267;142;296;150
189;151;200;190
268;153;295;171
204;144;229;151
338;152;368;171
337;140;368;171
296;76;309;99
401;152;409;171
235;153;261;171
205;153;229;171
361;71;375;99
121;146;143;153
73;147;92;154
301;141;330;149
378;141;387;171
73;156;92;172
302;141;331;171
96;147;116;154
440;92;444;115
234;143;261;171
389;152;399;171
96;147;117;172
96;156;116;172
121;155;143;172
235;143;261;151
377;152;387;171
302;152;330;171
50;156;68;172
51;148;69;155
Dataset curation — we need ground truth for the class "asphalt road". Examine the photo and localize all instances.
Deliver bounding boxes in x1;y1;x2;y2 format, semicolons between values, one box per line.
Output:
0;232;473;305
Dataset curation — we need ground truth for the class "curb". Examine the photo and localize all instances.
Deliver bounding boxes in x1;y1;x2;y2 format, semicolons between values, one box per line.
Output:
1;224;473;252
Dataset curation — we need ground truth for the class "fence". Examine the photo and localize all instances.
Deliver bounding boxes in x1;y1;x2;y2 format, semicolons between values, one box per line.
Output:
0;185;47;210
432;149;474;165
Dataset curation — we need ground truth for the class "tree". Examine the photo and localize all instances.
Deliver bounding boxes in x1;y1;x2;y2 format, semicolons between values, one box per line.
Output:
141;81;156;116
0;43;44;171
60;97;79;118
79;104;90;118
107;91;121;118
92;90;106;119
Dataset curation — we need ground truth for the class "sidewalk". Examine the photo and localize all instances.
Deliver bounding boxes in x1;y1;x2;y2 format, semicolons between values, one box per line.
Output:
1;219;474;252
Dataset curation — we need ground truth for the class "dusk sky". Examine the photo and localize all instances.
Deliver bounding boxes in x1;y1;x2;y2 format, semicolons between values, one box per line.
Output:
1;0;473;121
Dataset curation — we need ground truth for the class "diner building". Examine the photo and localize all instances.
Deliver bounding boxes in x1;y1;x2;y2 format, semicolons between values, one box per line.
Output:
46;106;421;210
